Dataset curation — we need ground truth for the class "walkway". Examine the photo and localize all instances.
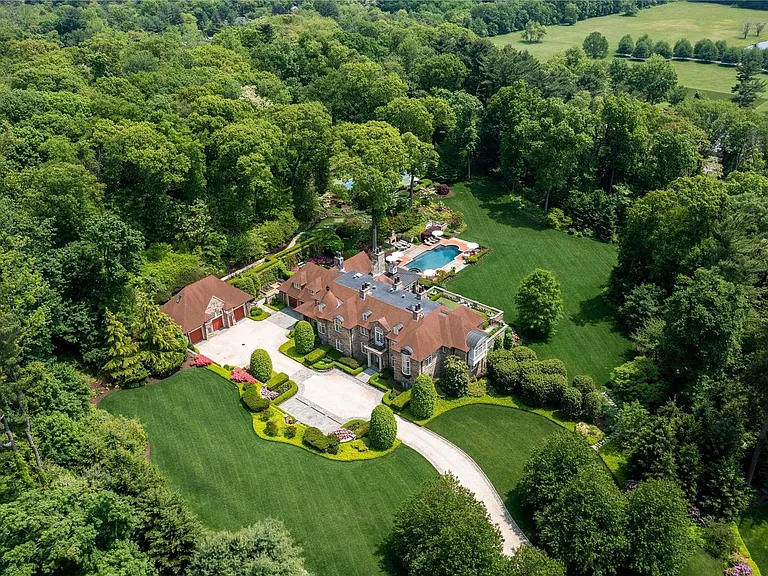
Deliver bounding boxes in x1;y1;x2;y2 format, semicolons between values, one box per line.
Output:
396;417;528;554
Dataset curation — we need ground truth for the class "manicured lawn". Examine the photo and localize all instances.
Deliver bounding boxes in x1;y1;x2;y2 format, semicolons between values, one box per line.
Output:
100;369;438;576
426;404;562;536
490;1;768;112
741;504;768;574
445;178;633;384
679;546;723;576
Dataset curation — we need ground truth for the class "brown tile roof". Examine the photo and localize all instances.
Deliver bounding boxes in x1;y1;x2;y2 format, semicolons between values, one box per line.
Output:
160;275;253;334
279;251;487;361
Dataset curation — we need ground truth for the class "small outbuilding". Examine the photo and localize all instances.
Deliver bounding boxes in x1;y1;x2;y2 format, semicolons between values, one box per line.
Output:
161;276;254;344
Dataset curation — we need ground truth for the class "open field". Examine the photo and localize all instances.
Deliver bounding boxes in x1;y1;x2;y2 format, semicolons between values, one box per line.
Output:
491;2;768;57
100;369;438;576
740;504;768;574
490;1;768;112
444;178;633;384
426;404;561;535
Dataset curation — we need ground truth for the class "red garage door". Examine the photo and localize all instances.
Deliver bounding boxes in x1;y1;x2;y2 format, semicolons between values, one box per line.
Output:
211;316;224;332
288;296;298;308
188;327;204;344
233;305;245;321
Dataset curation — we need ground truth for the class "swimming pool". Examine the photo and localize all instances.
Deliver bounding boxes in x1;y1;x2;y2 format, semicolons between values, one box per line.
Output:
407;244;461;272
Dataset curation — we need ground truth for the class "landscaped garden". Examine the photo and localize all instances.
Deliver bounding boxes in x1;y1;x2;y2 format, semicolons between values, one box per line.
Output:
444;178;633;384
99;368;438;576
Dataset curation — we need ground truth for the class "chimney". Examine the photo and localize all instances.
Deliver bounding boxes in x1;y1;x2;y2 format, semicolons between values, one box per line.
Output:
359;282;370;300
412;302;422;321
334;251;345;272
393;275;402;291
371;250;386;276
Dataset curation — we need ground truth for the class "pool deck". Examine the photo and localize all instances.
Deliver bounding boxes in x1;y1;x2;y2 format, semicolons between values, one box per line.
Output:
398;238;472;276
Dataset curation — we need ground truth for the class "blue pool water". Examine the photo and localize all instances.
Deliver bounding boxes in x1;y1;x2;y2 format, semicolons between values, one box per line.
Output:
408;244;461;272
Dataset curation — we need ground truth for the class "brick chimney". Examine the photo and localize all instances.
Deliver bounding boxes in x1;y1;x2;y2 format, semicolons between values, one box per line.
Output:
393;275;402;291
371;250;386;276
412;302;422;321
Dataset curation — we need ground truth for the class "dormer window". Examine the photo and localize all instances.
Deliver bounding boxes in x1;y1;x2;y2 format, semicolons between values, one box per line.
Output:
362;310;372;321
293;282;301;289
334;316;343;331
393;322;403;335
318;302;326;312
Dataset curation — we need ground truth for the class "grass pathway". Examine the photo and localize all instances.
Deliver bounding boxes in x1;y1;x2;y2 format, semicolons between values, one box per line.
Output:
100;369;437;576
444;178;633;384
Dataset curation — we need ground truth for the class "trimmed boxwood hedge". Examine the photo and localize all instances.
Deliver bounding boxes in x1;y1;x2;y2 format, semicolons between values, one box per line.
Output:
303;348;327;365
369;405;397;450
272;379;298;404
560;386;583;419
390;389;411;411
242;385;271;412
266;372;289;390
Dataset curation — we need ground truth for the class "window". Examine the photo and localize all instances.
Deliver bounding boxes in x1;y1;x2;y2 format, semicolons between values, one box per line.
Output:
471;340;488;365
402;353;411;376
424;353;435;366
360;326;368;337
374;327;384;346
318;322;326;335
335;339;343;352
361;342;367;354
334;317;342;331
293;282;300;289
393;322;403;335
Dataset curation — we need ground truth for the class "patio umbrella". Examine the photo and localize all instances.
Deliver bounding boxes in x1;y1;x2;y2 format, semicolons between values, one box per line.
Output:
432;230;444;238
423;269;436;277
391;251;405;259
466;242;479;250
385;255;399;262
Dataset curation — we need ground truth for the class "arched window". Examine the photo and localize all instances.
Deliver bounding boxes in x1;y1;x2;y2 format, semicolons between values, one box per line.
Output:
401;347;412;376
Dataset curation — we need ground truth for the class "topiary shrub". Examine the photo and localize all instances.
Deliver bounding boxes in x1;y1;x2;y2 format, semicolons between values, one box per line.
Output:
491;358;518;394
302;426;330;452
441;355;469;398
249;349;272;382
571;375;596;398
293;320;315;355
560;386;583;420
265;420;279;436
283;424;297;438
410;374;437;419
266;372;288;391
242;389;270;413
520;374;549;407
369;405;397;450
509;346;537;363
583;391;603;421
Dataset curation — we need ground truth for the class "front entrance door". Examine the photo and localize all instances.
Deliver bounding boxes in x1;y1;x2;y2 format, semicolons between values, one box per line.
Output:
367;351;380;370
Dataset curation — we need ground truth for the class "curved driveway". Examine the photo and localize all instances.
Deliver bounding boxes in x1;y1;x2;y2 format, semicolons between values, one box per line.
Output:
198;312;528;554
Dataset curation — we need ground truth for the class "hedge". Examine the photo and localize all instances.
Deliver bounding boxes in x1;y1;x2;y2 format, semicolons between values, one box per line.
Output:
303;348;327;365
390;389;411;411
537;358;567;379
249;349;272;382
266;372;289;390
521;373;567;407
334;361;364;376
337;356;360;369
302;426;330;452
369;405;397;450
273;379;298;404
510;346;537;363
560;386;583;420
572;375;597;398
242;387;270;412
206;363;232;380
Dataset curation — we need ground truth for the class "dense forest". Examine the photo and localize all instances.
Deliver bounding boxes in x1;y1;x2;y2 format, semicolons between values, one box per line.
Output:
0;1;767;575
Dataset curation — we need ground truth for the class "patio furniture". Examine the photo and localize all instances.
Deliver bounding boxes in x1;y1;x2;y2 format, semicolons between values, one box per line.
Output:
432;230;444;238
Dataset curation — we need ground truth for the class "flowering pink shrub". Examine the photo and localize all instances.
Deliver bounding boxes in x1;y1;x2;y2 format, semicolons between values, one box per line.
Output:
191;355;212;367
261;386;279;401
231;368;257;384
725;554;753;576
332;428;356;442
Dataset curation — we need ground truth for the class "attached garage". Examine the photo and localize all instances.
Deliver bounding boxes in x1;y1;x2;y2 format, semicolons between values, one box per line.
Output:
233;305;246;321
288;296;298;308
211;316;224;332
188;327;204;344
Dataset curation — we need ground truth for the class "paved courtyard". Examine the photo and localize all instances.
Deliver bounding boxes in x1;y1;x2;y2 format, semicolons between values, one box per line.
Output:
196;313;300;377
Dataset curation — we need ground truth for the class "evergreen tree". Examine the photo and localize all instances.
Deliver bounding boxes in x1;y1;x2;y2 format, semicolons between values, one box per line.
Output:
135;299;186;378
732;48;767;108
102;311;148;388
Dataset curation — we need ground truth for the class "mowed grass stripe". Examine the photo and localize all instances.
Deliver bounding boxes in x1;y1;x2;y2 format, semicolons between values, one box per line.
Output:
100;369;438;576
445;179;633;383
426;404;561;535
